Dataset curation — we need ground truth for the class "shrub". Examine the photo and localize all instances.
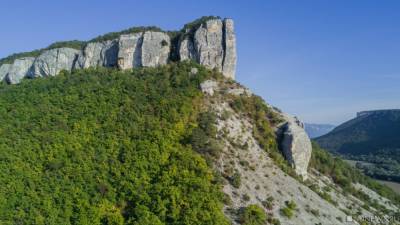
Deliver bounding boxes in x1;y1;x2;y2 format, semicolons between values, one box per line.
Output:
230;172;242;188
280;200;297;219
239;205;267;225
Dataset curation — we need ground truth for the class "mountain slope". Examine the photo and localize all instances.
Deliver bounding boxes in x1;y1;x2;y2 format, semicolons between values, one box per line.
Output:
0;63;229;225
315;110;400;155
1;16;400;225
304;123;335;138
315;110;400;182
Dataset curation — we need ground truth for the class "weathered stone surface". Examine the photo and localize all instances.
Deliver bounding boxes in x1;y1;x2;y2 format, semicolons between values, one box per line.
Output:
0;64;11;81
178;18;237;79
279;114;312;179
179;37;196;61
31;48;80;77
118;33;143;69
194;19;224;72
77;40;118;68
141;31;170;67
6;57;35;84
200;80;218;96
226;87;252;96
222;19;237;80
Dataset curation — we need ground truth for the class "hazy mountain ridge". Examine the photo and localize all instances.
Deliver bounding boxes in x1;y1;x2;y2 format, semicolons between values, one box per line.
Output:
304;123;335;138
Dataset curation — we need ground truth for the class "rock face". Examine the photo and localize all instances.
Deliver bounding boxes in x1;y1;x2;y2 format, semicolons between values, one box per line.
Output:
31;48;80;77
76;40;118;68
278;115;312;179
1;17;237;84
194;19;225;72
141;31;170;67
222;19;236;79
118;33;143;69
0;64;11;81
200;80;218;96
178;18;237;79
6;57;35;84
179;37;196;61
117;31;170;69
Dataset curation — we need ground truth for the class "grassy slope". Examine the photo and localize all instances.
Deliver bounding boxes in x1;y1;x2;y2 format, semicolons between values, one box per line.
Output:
0;62;228;225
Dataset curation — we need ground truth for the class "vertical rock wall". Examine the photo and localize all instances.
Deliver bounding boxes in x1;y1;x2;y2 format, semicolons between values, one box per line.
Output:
0;17;236;84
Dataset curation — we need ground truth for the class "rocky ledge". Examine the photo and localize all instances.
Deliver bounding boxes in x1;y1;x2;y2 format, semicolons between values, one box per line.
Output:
0;17;237;84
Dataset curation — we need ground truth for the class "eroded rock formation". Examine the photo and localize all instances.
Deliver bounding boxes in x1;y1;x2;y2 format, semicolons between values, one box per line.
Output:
30;48;80;77
178;18;237;79
278;114;312;179
6;58;35;84
0;17;236;83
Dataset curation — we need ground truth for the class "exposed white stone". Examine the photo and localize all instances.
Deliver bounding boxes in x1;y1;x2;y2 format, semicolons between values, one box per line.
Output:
76;40;118;68
179;37;196;61
200;80;218;96
6;57;35;84
194;19;224;72
141;31;170;67
222;19;237;80
31;48;80;77
118;33;143;69
0;64;11;81
279;114;312;179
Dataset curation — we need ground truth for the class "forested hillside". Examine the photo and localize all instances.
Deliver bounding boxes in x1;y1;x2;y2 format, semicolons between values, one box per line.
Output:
0;62;228;225
315;110;400;182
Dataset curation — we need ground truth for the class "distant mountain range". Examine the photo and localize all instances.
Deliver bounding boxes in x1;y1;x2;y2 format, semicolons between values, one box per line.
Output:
315;109;400;155
304;123;335;138
315;109;400;182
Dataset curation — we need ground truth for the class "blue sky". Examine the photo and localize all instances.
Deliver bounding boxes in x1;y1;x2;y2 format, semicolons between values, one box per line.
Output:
1;0;399;125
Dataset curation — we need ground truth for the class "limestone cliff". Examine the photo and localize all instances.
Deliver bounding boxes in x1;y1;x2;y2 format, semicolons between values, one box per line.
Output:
0;17;236;84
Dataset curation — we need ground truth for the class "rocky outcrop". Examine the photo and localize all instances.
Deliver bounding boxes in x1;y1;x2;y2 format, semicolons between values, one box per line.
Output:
200;80;218;96
222;19;236;79
5;57;35;84
0;64;11;81
278;114;312;179
141;31;170;67
1;17;236;84
117;31;170;69
118;33;143;69
30;48;80;77
179;37;196;61
194;19;225;72
178;18;237;79
76;40;118;68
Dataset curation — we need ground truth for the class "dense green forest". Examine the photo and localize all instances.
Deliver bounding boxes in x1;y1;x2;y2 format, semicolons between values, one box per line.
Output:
0;62;229;225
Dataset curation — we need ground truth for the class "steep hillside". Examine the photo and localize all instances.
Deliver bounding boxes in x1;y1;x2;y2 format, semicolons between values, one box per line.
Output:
0;63;230;225
315;110;400;182
198;78;400;225
315;110;400;155
1;16;400;225
305;123;335;138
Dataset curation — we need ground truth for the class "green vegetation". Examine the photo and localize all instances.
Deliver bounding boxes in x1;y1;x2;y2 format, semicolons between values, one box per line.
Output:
190;111;223;160
280;200;297;219
310;142;400;209
239;205;266;225
315;110;400;181
230;172;242;188
89;26;164;43
0;62;229;225
228;94;296;176
262;196;274;210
